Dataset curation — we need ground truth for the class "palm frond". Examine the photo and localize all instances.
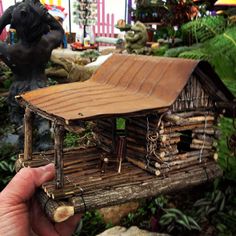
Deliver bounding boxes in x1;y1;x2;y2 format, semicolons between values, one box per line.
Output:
181;16;227;45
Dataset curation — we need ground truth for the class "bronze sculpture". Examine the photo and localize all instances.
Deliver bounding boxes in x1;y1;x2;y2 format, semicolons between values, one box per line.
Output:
0;0;64;125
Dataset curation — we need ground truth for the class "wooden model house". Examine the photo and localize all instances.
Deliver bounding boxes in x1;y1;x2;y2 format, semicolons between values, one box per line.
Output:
16;54;234;222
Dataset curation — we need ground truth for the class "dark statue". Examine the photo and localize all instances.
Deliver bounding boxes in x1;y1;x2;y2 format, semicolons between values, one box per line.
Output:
0;0;64;125
0;0;64;150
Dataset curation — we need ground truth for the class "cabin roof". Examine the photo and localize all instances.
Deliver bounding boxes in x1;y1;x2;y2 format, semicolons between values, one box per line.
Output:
17;54;234;124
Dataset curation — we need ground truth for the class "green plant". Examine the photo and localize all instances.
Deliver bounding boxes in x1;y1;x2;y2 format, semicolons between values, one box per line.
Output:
47;77;58;86
80;50;100;63
0;96;6;108
122;205;148;228
64;132;80;148
0;143;17;190
0;63;13;90
176;25;236;80
218;117;236;180
217;79;236;180
64;122;95;148
121;195;201;234
74;210;112;236
164;46;192;57
193;179;236;235
159;208;201;233
3;78;12;89
148;195;168;215
178;47;208;60
0;155;16;188
181;16;226;45
205;27;236;80
152;45;169;56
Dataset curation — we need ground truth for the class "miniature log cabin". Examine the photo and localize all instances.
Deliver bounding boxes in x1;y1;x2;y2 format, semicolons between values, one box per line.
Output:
16;54;235;222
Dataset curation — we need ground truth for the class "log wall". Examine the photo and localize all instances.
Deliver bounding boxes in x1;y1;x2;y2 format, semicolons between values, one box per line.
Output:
125;75;219;175
171;74;214;112
95;118;116;153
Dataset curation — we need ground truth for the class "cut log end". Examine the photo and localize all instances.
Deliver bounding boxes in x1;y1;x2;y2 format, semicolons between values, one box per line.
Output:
15;158;23;172
155;170;161;176
54;205;75;223
37;190;75;223
213;153;218;161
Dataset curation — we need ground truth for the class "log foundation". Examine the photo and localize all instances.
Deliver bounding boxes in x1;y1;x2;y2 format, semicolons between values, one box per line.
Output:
17;146;222;223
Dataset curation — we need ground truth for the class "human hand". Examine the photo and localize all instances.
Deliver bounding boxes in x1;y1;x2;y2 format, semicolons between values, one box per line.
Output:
0;164;81;236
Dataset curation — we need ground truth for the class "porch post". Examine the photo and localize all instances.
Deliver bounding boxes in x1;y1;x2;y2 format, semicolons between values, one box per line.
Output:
24;107;33;161
54;124;65;189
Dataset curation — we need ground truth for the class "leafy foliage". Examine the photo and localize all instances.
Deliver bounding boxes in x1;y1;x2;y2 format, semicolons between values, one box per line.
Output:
176;25;236;80
121;195;201;234
193;179;236;236
0;144;17;190
0;63;13;89
217;79;236;180
205;27;236;79
178;47;208;60
64;132;81;148
64;122;95;148
47;77;58;86
159;208;201;233
0;96;6;109
152;45;169;56
0;96;13;133
80;50;100;63
218;117;236;180
181;16;227;45
74;211;112;236
164;46;193;57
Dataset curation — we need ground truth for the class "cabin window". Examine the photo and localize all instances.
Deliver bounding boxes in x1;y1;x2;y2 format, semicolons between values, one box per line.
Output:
177;130;193;152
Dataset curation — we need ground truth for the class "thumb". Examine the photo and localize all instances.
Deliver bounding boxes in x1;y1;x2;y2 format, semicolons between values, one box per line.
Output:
1;164;55;204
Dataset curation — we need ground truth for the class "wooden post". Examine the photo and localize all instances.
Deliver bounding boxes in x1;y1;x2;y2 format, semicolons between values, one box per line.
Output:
116;136;126;173
24;107;33;161
54;124;65;189
111;118;116;154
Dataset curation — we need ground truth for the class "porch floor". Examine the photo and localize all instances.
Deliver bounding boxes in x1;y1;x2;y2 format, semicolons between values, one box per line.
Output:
17;146;222;213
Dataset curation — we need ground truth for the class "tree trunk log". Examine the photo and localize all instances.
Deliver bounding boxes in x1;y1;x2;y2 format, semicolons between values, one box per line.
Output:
70;161;222;214
36;190;74;223
126;156;161;176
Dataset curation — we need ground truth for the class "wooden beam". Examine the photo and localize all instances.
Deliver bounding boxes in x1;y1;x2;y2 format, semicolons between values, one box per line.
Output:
24;107;33;161
36;161;221;223
54;124;65;189
37;190;74;223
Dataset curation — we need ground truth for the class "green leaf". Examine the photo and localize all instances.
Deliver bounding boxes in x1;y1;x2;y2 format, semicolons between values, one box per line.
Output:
182;215;191;229
193;199;211;207
188;217;201;231
150;207;156;215
206;206;217;215
159;216;173;226
219;197;226;211
216;223;227;233
161;213;177;220
165;208;183;216
176;219;191;230
214;190;223;204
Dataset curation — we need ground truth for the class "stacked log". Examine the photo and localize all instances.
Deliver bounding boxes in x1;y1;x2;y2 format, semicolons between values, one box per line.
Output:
126;110;220;176
95;118;115;153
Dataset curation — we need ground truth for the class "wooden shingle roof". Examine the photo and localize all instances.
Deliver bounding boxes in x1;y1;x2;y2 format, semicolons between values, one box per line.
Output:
17;54;234;124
